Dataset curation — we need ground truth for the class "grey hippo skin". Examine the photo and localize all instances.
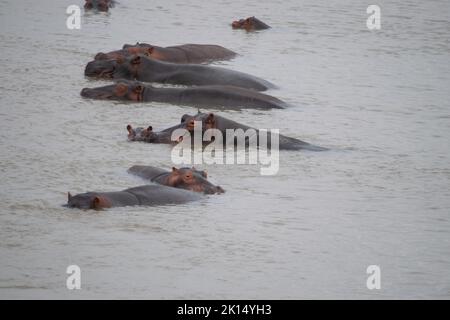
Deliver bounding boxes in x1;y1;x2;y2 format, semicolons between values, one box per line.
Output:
80;80;288;110
84;54;275;91
232;16;271;31
128;165;224;194
66;184;202;210
127;112;328;151
84;0;115;12
94;43;236;64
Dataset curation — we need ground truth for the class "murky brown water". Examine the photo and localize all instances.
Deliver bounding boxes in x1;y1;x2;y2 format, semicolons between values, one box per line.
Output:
0;0;449;299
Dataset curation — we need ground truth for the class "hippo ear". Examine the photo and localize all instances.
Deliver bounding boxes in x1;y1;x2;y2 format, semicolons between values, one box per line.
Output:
130;56;141;65
133;85;144;94
92;196;111;210
181;114;190;123
147;126;153;132
127;124;133;133
206;113;215;122
68;192;72;202
92;197;101;210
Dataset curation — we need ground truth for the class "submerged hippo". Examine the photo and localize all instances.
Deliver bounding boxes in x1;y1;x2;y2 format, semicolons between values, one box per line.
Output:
128;165;224;194
80;80;288;109
84;0;114;12
66;184;202;210
94;43;235;64
84;55;275;91
232;17;271;31
115;43;236;63
127;112;327;151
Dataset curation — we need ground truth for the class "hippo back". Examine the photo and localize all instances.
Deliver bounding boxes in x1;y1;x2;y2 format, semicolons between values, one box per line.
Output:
126;185;202;205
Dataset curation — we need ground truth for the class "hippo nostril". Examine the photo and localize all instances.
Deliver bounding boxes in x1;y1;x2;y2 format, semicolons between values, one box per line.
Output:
216;186;225;194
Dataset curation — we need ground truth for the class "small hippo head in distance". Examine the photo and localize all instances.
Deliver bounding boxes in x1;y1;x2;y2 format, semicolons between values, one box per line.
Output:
165;167;225;195
67;192;111;210
231;16;270;30
84;0;111;12
81;81;144;101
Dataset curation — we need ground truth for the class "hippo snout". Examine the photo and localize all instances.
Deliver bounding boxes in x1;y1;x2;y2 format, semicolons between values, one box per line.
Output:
215;186;225;194
231;20;242;28
81;88;95;98
81;87;112;100
84;59;116;78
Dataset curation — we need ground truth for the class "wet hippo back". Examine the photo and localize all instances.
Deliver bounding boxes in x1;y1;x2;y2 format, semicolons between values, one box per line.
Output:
127;165;168;180
123;43;236;64
169;44;236;63
121;55;275;91
184;112;328;151
126;185;202;205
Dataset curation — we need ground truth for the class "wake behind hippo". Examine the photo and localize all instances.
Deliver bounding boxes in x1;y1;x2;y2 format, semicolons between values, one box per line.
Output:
127;112;327;151
66;184;202;210
128;165;224;194
84;54;275;91
94;43;236;64
81;80;288;109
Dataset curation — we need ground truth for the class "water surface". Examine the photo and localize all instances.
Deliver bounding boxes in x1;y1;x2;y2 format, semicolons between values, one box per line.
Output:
0;0;449;299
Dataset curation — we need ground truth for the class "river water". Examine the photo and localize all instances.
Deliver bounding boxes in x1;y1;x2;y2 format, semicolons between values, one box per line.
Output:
0;0;449;299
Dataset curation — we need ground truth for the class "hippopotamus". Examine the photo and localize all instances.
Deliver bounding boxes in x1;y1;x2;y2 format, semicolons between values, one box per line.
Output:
232;17;271;31
127;122;182;144
66;185;202;210
95;43;236;64
127;112;327;151
84;55;275;91
128;165;224;194
84;0;114;12
80;80;288;109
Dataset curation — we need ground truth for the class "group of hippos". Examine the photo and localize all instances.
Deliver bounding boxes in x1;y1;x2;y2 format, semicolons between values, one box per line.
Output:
67;1;326;210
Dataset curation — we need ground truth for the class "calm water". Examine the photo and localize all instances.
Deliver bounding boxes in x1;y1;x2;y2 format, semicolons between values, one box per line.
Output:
0;0;449;299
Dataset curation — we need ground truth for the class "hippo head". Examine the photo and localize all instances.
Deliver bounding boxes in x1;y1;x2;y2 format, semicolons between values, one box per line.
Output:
81;81;145;101
232;16;266;30
126;123;184;144
181;112;217;133
127;124;157;142
84;0;110;12
85;55;145;80
84;58;120;78
165;167;224;194
67;192;111;210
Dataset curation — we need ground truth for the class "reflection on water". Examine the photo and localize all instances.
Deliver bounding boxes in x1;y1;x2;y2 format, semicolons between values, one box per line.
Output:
0;0;449;299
